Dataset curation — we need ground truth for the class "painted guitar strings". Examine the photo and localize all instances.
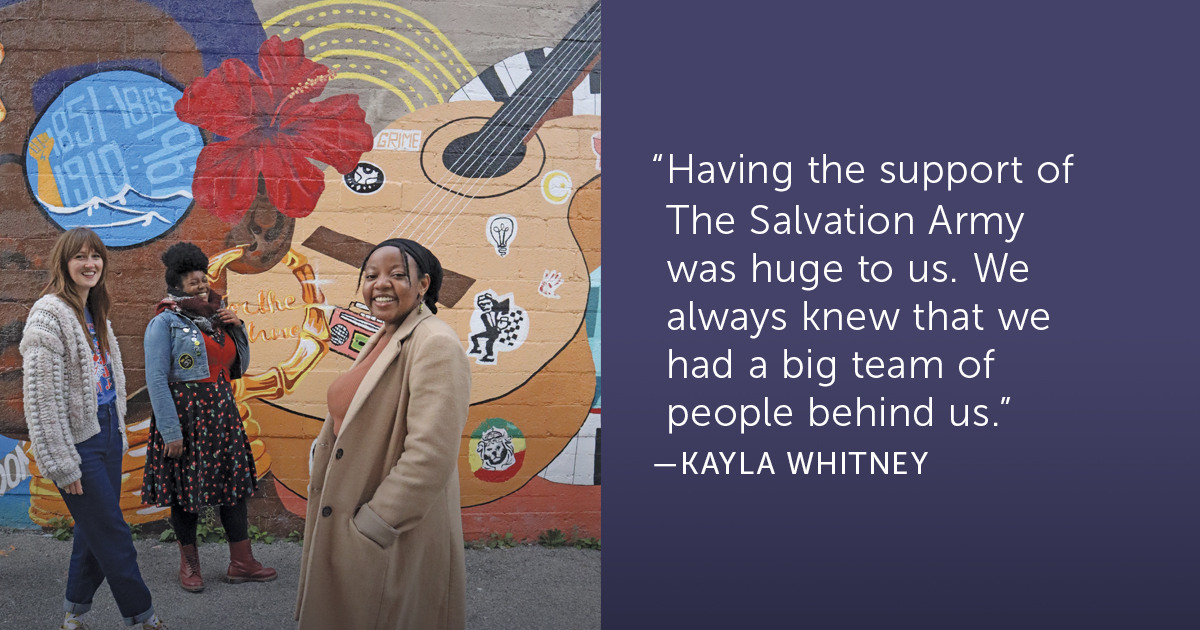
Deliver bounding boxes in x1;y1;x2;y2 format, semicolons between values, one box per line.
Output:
392;4;601;245
384;1;601;247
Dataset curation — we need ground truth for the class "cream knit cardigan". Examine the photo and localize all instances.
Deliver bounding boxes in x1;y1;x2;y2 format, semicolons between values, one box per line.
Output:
20;294;128;487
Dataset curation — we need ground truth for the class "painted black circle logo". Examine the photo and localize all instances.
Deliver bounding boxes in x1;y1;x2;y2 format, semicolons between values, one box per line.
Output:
344;162;384;194
178;354;195;369
330;323;349;346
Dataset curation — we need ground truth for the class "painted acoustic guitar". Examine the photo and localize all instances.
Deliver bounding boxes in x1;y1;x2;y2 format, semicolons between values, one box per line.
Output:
223;2;601;506
227;0;600;405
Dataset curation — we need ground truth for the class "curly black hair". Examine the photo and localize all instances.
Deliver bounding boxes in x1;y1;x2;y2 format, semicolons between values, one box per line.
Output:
161;242;209;290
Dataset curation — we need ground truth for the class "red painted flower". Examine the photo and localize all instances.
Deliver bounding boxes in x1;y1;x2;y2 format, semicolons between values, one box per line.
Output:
175;36;373;222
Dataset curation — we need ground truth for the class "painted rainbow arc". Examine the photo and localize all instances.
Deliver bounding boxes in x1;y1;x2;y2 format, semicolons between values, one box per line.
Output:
262;0;476;112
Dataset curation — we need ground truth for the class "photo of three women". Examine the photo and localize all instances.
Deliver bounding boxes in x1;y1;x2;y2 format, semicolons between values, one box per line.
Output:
22;227;470;630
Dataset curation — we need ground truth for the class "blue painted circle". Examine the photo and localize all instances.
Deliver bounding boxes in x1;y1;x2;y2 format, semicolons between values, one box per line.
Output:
26;71;203;247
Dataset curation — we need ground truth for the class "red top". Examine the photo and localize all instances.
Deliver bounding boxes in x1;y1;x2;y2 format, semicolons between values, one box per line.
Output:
195;329;237;383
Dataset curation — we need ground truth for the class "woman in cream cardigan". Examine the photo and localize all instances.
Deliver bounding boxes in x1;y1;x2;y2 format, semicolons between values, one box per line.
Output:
296;238;470;630
22;228;169;630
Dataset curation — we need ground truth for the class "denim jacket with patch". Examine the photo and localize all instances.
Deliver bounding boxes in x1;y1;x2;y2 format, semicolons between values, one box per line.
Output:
143;310;250;443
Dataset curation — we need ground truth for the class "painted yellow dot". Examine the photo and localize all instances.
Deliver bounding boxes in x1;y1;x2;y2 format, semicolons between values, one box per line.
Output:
292;21;300;27
309;45;316;50
349;64;357;68
332;9;340;15
380;69;388;74
384;13;390;18
424;66;430;71
359;39;366;44
282;28;291;34
372;40;380;45
371;11;377;16
364;65;371;69
408;86;415;92
331;39;339;44
384;43;391;47
398;78;406;84
395;17;402;22
318;11;326;17
307;15;314;20
406;52;412;58
359;10;366;15
441;83;447;90
320;41;328;47
333;64;341;68
441;51;447;58
415;30;422;36
417;94;424;100
433;44;440;50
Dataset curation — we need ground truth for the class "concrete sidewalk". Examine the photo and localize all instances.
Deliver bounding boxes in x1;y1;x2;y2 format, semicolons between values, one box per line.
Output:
0;529;600;629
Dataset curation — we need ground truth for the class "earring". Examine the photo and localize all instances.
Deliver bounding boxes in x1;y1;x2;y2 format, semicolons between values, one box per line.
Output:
417;295;424;314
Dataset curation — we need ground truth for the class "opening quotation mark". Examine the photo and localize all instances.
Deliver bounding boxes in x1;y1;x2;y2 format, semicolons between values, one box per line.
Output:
653;154;662;161
1001;397;1011;404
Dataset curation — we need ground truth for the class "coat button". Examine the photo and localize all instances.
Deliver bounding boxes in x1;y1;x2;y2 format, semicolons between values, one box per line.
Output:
335;448;344;459
322;506;332;517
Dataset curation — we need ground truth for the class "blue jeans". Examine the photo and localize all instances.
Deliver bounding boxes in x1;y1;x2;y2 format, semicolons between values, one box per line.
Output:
58;402;155;626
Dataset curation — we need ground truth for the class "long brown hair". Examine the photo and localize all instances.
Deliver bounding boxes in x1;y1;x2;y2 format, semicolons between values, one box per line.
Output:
42;228;112;356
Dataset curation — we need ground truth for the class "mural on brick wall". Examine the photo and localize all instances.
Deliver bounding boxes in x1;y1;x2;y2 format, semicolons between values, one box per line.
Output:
0;0;599;539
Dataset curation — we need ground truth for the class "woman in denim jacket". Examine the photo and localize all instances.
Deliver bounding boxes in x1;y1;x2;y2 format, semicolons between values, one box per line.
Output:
140;243;275;593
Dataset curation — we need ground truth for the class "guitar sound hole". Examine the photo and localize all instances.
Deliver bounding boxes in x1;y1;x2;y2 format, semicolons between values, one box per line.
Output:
443;131;526;179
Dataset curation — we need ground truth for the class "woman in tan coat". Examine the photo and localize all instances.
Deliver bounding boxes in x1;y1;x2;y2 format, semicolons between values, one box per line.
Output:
296;238;470;630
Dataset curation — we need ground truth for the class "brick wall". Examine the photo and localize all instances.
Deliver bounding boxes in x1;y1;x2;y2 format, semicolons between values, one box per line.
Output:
0;0;600;541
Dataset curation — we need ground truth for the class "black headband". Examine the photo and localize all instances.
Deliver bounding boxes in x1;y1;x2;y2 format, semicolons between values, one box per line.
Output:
358;238;443;314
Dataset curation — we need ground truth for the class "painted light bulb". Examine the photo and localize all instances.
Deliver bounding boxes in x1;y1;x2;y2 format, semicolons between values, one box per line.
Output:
487;215;517;257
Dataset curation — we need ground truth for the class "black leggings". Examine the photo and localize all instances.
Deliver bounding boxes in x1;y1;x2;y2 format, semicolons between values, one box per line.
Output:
169;499;249;545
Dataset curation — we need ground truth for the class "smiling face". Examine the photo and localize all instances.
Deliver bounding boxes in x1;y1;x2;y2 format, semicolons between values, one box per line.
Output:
362;247;430;328
179;269;209;300
67;246;104;292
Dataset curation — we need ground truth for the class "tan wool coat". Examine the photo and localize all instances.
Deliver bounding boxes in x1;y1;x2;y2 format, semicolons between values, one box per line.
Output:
295;310;470;630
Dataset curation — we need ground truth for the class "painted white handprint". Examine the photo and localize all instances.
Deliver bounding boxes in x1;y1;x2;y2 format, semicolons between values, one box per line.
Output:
538;269;563;299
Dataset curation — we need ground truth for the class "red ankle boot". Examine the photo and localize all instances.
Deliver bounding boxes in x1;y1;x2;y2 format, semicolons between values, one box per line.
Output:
177;542;204;592
225;539;277;583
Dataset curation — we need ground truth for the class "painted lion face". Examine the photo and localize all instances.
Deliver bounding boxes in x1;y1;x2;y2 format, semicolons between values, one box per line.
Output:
476;427;516;471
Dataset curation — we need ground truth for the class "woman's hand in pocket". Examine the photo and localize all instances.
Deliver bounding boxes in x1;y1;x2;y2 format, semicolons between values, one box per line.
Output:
165;439;184;458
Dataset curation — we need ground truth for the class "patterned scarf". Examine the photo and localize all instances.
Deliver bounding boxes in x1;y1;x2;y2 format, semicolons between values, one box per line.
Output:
157;288;226;344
